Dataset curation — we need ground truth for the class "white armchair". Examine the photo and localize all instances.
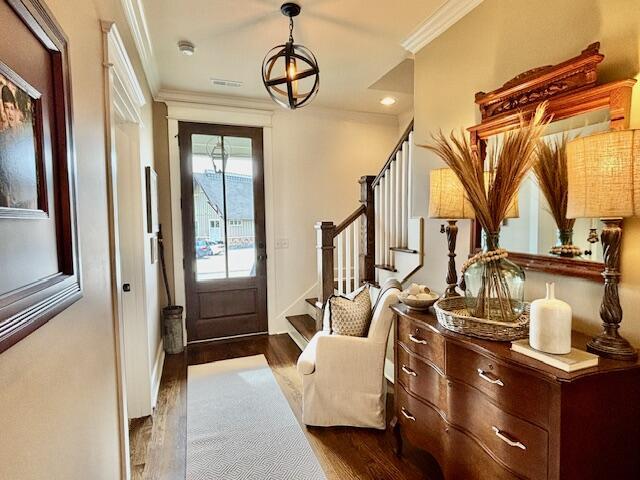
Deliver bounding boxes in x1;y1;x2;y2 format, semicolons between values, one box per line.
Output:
296;282;400;429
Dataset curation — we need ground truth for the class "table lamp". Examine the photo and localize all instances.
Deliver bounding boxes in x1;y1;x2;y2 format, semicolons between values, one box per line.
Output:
567;129;640;361
429;168;475;297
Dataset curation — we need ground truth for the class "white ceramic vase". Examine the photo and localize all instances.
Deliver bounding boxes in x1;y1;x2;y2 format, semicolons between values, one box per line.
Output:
529;282;572;354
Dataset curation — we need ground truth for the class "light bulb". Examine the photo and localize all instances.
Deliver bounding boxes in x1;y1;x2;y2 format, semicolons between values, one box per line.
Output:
287;60;297;80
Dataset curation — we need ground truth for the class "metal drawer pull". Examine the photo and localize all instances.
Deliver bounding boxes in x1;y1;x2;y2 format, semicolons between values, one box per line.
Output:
408;334;427;345
477;369;504;387
492;426;526;450
401;365;417;377
401;407;416;421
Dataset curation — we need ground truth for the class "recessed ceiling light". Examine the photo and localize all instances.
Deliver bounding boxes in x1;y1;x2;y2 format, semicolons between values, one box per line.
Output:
178;40;195;56
380;96;397;106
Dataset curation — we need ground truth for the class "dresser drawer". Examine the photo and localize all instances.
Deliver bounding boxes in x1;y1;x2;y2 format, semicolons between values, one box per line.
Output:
446;341;551;427
397;314;445;371
446;427;521;480
448;381;548;480
395;384;447;460
397;385;521;480
396;342;447;410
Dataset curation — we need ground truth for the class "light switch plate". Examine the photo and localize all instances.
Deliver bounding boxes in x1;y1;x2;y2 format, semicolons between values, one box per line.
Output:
276;238;289;249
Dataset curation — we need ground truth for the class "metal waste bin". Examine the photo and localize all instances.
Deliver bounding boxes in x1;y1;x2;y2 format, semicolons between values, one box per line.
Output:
162;305;184;354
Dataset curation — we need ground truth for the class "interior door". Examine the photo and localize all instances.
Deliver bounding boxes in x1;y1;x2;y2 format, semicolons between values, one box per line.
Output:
179;122;267;341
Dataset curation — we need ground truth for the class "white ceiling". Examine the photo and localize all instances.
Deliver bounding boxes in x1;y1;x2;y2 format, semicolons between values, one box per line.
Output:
142;0;446;114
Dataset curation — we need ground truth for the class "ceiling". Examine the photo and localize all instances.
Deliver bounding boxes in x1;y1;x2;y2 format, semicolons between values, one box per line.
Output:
142;0;446;114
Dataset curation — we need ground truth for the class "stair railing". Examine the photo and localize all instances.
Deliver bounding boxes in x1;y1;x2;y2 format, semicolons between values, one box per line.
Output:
315;121;414;305
315;176;375;305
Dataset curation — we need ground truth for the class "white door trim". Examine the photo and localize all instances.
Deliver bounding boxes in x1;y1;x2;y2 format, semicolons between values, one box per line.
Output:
164;101;277;342
102;20;147;480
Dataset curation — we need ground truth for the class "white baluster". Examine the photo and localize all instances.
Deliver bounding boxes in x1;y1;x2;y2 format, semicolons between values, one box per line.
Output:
354;215;360;289
337;232;344;295
384;173;390;266
401;140;409;247
345;223;352;294
408;131;414;215
374;184;380;265
395;151;402;250
389;162;396;266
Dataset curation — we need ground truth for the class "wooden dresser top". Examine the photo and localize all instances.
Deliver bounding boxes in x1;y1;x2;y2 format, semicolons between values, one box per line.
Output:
392;303;640;383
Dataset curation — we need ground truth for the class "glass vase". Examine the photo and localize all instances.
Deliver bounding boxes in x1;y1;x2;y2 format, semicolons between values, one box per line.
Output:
463;231;525;322
549;229;580;258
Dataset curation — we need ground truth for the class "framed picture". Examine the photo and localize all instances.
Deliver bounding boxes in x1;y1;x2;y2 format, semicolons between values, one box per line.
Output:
0;61;46;218
145;166;159;234
0;0;82;353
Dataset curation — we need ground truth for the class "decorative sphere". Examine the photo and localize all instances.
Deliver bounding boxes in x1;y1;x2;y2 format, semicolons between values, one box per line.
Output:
262;41;319;110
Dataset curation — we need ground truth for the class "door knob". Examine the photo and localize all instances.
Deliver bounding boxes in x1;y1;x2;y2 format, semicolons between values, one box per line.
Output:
123;283;131;292
258;255;267;261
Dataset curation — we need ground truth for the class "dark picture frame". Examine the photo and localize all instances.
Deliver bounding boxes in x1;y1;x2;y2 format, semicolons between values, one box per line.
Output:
145;165;159;234
0;0;82;353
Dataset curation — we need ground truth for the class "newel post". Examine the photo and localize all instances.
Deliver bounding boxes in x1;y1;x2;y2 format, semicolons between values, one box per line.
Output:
359;175;376;284
316;221;336;305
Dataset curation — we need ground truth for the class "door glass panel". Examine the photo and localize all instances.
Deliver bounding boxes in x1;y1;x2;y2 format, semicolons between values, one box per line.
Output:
191;134;255;281
224;136;255;278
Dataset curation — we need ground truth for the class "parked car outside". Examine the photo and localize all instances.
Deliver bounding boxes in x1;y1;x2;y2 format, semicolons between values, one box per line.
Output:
195;239;212;258
208;241;225;256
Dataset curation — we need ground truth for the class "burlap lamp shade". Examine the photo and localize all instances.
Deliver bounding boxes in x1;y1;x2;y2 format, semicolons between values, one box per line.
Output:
429;168;475;219
567;130;640;219
565;129;640;361
428;168;519;220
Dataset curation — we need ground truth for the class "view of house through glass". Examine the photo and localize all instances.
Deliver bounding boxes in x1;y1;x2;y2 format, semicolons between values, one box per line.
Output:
191;134;256;280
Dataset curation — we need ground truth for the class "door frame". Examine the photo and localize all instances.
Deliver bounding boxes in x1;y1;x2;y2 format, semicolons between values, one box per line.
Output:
165;101;276;343
102;21;147;480
178;121;268;341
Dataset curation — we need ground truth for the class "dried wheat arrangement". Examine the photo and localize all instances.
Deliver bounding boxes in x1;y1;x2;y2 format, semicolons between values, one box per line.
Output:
533;135;579;257
420;104;548;321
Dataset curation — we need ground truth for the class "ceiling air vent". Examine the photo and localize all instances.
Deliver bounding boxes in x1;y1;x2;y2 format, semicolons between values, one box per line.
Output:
210;78;244;88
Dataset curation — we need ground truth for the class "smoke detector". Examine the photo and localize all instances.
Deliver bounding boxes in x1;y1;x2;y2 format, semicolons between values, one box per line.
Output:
178;40;195;56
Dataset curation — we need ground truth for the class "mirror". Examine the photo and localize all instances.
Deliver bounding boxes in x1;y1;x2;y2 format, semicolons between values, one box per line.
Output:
493;110;610;263
467;43;636;280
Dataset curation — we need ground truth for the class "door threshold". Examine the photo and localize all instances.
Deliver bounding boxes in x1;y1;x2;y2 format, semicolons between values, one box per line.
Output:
187;331;269;347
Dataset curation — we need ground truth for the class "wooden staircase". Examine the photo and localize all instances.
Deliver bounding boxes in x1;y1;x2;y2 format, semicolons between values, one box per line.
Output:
286;121;422;349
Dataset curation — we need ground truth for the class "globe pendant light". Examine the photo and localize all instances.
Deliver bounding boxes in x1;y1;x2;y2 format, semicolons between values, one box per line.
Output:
262;2;319;110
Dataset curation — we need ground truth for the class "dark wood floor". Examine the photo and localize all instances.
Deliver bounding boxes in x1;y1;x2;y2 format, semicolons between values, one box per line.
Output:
129;334;442;480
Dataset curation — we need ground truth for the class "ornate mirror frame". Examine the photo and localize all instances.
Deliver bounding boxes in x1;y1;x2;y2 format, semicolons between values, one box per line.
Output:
467;43;636;281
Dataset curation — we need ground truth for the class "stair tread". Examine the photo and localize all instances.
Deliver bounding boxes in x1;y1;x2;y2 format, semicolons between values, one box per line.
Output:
390;247;419;254
286;314;318;342
375;264;398;272
305;297;322;310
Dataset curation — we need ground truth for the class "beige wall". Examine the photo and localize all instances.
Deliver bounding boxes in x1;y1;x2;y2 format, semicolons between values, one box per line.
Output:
412;0;640;343
153;101;175;304
0;0;156;477
269;108;398;330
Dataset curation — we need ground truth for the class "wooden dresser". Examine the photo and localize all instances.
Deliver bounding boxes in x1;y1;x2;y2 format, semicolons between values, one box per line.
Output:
390;304;640;480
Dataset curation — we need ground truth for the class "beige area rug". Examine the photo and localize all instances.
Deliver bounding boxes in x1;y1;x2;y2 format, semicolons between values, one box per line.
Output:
187;354;326;480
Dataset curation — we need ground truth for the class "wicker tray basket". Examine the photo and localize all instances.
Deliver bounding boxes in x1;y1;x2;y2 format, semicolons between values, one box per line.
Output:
433;296;529;341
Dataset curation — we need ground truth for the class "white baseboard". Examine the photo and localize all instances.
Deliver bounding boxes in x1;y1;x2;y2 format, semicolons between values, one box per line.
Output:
384;358;395;384
150;341;165;410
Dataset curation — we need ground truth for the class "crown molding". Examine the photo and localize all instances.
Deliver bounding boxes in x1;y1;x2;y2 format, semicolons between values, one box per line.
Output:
120;0;160;96
401;0;483;54
156;88;400;126
102;21;146;114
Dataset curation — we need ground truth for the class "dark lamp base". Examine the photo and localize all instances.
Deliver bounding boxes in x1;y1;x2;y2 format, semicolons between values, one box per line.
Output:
587;332;638;361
